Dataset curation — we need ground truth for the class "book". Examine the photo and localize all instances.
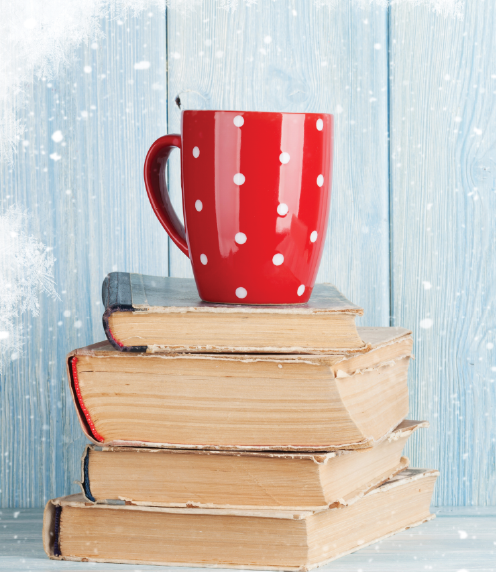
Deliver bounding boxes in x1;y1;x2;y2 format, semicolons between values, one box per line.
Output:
67;327;412;451
80;420;426;511
43;468;438;570
101;272;369;354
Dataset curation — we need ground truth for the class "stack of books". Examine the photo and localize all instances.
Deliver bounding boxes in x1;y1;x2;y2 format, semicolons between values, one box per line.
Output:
43;272;438;569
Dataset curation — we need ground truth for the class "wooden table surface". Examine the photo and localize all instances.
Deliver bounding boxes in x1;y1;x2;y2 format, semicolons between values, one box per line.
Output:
1;507;494;572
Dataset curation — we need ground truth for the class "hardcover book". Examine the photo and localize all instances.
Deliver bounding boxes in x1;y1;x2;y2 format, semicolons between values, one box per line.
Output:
43;469;438;570
102;272;369;354
67;327;412;451
80;420;426;511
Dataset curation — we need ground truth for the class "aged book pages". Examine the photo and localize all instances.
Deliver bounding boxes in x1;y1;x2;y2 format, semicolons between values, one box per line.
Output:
67;328;412;450
80;420;427;510
43;469;438;571
102;272;368;353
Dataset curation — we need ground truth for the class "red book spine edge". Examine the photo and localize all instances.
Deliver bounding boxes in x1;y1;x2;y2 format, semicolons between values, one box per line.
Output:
71;357;105;443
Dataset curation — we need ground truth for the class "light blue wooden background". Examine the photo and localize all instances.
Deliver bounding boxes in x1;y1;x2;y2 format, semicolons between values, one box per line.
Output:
0;1;494;508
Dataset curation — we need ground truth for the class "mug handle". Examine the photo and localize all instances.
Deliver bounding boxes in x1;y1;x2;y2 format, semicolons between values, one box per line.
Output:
143;134;189;257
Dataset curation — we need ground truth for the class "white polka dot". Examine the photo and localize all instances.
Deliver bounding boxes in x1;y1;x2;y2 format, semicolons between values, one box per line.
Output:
192;146;200;158
236;287;247;299
272;253;284;266
277;203;289;216
235;232;247;244
233;115;244;127
317;174;324;187
316;118;323;131
200;254;208;265
279;152;290;164
195;200;203;212
233;173;245;185
297;285;305;296
310;231;318;242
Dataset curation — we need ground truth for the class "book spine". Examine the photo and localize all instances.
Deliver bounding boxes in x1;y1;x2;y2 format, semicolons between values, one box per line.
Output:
53;506;62;557
82;447;96;502
71;357;105;443
101;272;147;352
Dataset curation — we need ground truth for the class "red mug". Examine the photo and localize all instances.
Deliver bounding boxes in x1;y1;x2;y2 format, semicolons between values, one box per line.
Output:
144;110;333;304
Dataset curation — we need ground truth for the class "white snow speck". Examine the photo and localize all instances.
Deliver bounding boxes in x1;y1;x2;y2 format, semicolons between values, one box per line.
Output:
454;116;462;122
195;200;203;212
487;342;494;350
297;285;305;296
420;318;433;329
74;320;82;329
49;152;61;161
215;50;224;58
63;310;71;318
264;36;272;44
192;146;200;158
272;253;284;266
51;131;63;143
458;531;468;540
277;203;289;216
91;42;98;50
134;61;151;70
335;105;343;114
422;281;432;290
279;152;290;164
200;254;208;265
81;111;88;119
83;65;92;74
310;231;318;242
13;511;20;518
24;19;37;29
374;43;381;50
317;174;324;187
0;331;9;340
474;127;482;135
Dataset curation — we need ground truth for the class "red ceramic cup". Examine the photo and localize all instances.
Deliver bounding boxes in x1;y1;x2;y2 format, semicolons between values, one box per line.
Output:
144;110;333;304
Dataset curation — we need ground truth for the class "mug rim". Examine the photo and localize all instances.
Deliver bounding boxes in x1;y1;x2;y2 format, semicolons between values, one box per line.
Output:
182;109;333;118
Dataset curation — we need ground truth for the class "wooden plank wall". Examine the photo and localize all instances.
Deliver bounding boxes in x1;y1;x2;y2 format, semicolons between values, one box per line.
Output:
0;7;167;507
390;1;496;506
1;1;495;507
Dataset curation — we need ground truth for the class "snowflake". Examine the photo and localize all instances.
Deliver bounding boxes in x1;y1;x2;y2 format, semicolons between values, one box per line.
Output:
0;205;59;372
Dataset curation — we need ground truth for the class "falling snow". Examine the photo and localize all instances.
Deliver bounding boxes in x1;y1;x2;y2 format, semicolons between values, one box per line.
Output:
0;206;59;372
0;0;166;164
314;0;464;19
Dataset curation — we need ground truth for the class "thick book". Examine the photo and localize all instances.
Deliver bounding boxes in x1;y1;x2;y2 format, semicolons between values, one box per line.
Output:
80;420;426;511
44;469;438;570
102;272;369;354
67;327;412;451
